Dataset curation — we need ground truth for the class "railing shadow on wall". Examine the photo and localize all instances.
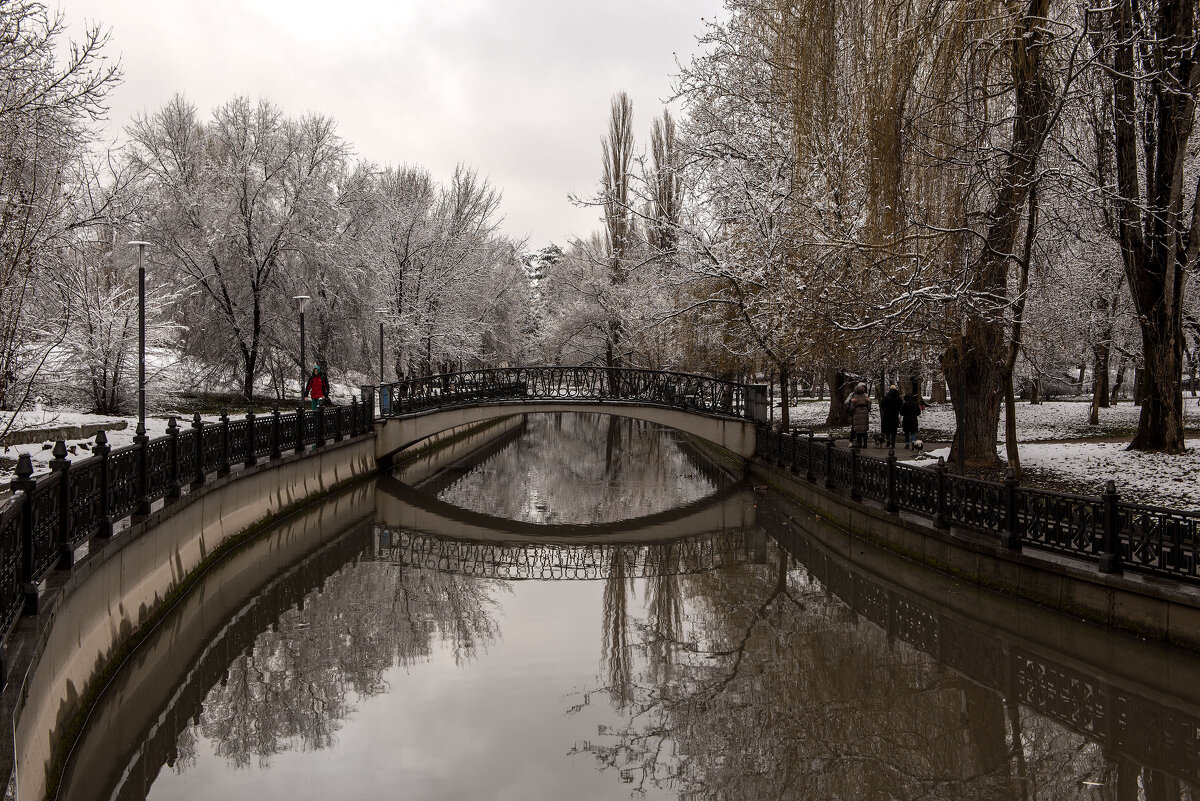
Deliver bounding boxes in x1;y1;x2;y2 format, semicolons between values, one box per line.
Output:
753;425;1200;586
0;399;374;683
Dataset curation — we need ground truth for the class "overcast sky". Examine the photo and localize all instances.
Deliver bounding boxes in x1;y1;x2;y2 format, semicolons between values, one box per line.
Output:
63;0;726;249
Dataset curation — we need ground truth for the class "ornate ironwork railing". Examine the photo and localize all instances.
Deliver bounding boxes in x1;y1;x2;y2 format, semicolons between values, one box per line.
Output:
0;397;374;657
378;367;755;420
752;422;1200;586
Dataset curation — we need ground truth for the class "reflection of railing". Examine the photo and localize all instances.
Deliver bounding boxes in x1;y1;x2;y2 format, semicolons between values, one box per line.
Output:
776;525;1200;788
373;527;769;580
378;367;754;420
753;426;1200;585
0;401;374;661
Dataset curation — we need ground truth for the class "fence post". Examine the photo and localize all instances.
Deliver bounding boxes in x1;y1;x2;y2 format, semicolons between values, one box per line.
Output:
824;435;835;489
934;457;949;528
1000;468;1021;550
360;385;376;421
850;444;861;500
50;441;72;568
94;431;112;538
134;421;150;518
315;404;326;448
333;406;344;442
806;430;815;482
218;410;231;477
350;397;359;436
886;447;898;514
296;405;306;454
789;429;800;474
11;454;38;613
1099;480;1123;575
244;411;257;467
167;417;182;502
271;407;282;459
191;413;206;487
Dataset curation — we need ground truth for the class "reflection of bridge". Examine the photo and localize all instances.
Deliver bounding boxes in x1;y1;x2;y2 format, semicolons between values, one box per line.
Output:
373;527;770;580
372;367;766;461
376;475;757;544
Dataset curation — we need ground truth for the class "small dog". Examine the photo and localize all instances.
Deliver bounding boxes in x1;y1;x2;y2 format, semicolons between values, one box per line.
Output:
873;433;885;447
912;439;924;454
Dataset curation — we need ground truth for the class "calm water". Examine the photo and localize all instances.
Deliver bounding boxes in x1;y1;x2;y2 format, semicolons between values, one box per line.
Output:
60;413;1200;800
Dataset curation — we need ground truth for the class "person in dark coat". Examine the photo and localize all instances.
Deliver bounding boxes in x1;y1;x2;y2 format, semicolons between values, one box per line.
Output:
848;382;871;448
303;365;329;411
880;384;902;448
901;389;923;448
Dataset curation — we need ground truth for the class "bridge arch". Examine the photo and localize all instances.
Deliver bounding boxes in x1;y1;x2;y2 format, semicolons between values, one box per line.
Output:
374;402;758;464
376;475;757;544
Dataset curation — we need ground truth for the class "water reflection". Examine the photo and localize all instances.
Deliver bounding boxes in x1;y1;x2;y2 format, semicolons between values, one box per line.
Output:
435;413;732;523
574;505;1200;800
56;413;1200;801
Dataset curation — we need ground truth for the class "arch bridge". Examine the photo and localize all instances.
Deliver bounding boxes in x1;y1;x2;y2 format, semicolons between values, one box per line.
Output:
370;367;768;462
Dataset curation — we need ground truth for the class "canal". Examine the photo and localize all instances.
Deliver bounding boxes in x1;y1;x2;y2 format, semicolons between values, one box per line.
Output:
58;413;1200;800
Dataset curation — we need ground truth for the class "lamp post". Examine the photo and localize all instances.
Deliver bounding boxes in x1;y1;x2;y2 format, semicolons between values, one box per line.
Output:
129;240;151;517
375;309;388;384
293;295;310;398
129;242;151;429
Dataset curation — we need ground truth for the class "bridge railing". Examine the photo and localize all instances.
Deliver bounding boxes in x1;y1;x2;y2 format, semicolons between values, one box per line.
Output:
376;367;756;420
754;425;1200;585
0;399;374;668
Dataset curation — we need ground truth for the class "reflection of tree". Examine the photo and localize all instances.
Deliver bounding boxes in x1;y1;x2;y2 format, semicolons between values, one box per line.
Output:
189;557;505;770
436;413;728;523
575;543;1193;800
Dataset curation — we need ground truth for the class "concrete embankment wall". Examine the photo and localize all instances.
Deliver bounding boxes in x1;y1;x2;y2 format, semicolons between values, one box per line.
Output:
749;458;1200;651
11;415;522;801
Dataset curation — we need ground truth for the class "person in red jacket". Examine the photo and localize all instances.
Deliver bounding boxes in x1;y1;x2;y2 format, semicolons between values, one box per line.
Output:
303;365;329;410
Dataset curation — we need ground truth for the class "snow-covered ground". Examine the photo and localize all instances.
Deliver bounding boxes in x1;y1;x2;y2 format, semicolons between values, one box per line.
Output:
926;439;1200;510
0;411;222;481
780;397;1200;441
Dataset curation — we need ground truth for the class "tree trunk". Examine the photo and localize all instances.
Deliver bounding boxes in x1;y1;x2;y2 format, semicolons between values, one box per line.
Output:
1133;367;1143;406
1110;358;1125;404
1107;0;1194;453
1089;338;1111;425
779;365;791;429
944;0;1054;469
1130;316;1186;451
825;369;850;426
931;374;947;404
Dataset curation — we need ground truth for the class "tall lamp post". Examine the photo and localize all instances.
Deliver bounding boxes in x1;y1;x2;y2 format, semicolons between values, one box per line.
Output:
375;309;388;384
293;295;310;398
129;240;151;517
129;241;151;430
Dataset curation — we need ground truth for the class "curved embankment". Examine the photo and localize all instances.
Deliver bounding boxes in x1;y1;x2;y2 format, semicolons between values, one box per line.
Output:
746;455;1200;650
10;415;522;801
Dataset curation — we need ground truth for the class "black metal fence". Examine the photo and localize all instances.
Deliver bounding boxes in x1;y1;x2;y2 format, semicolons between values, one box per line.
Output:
0;400;373;647
379;367;755;419
754;425;1200;585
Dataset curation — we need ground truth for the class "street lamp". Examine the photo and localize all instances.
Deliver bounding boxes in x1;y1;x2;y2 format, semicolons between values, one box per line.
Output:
128;240;151;517
375;309;388;384
293;295;310;398
129;241;151;430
